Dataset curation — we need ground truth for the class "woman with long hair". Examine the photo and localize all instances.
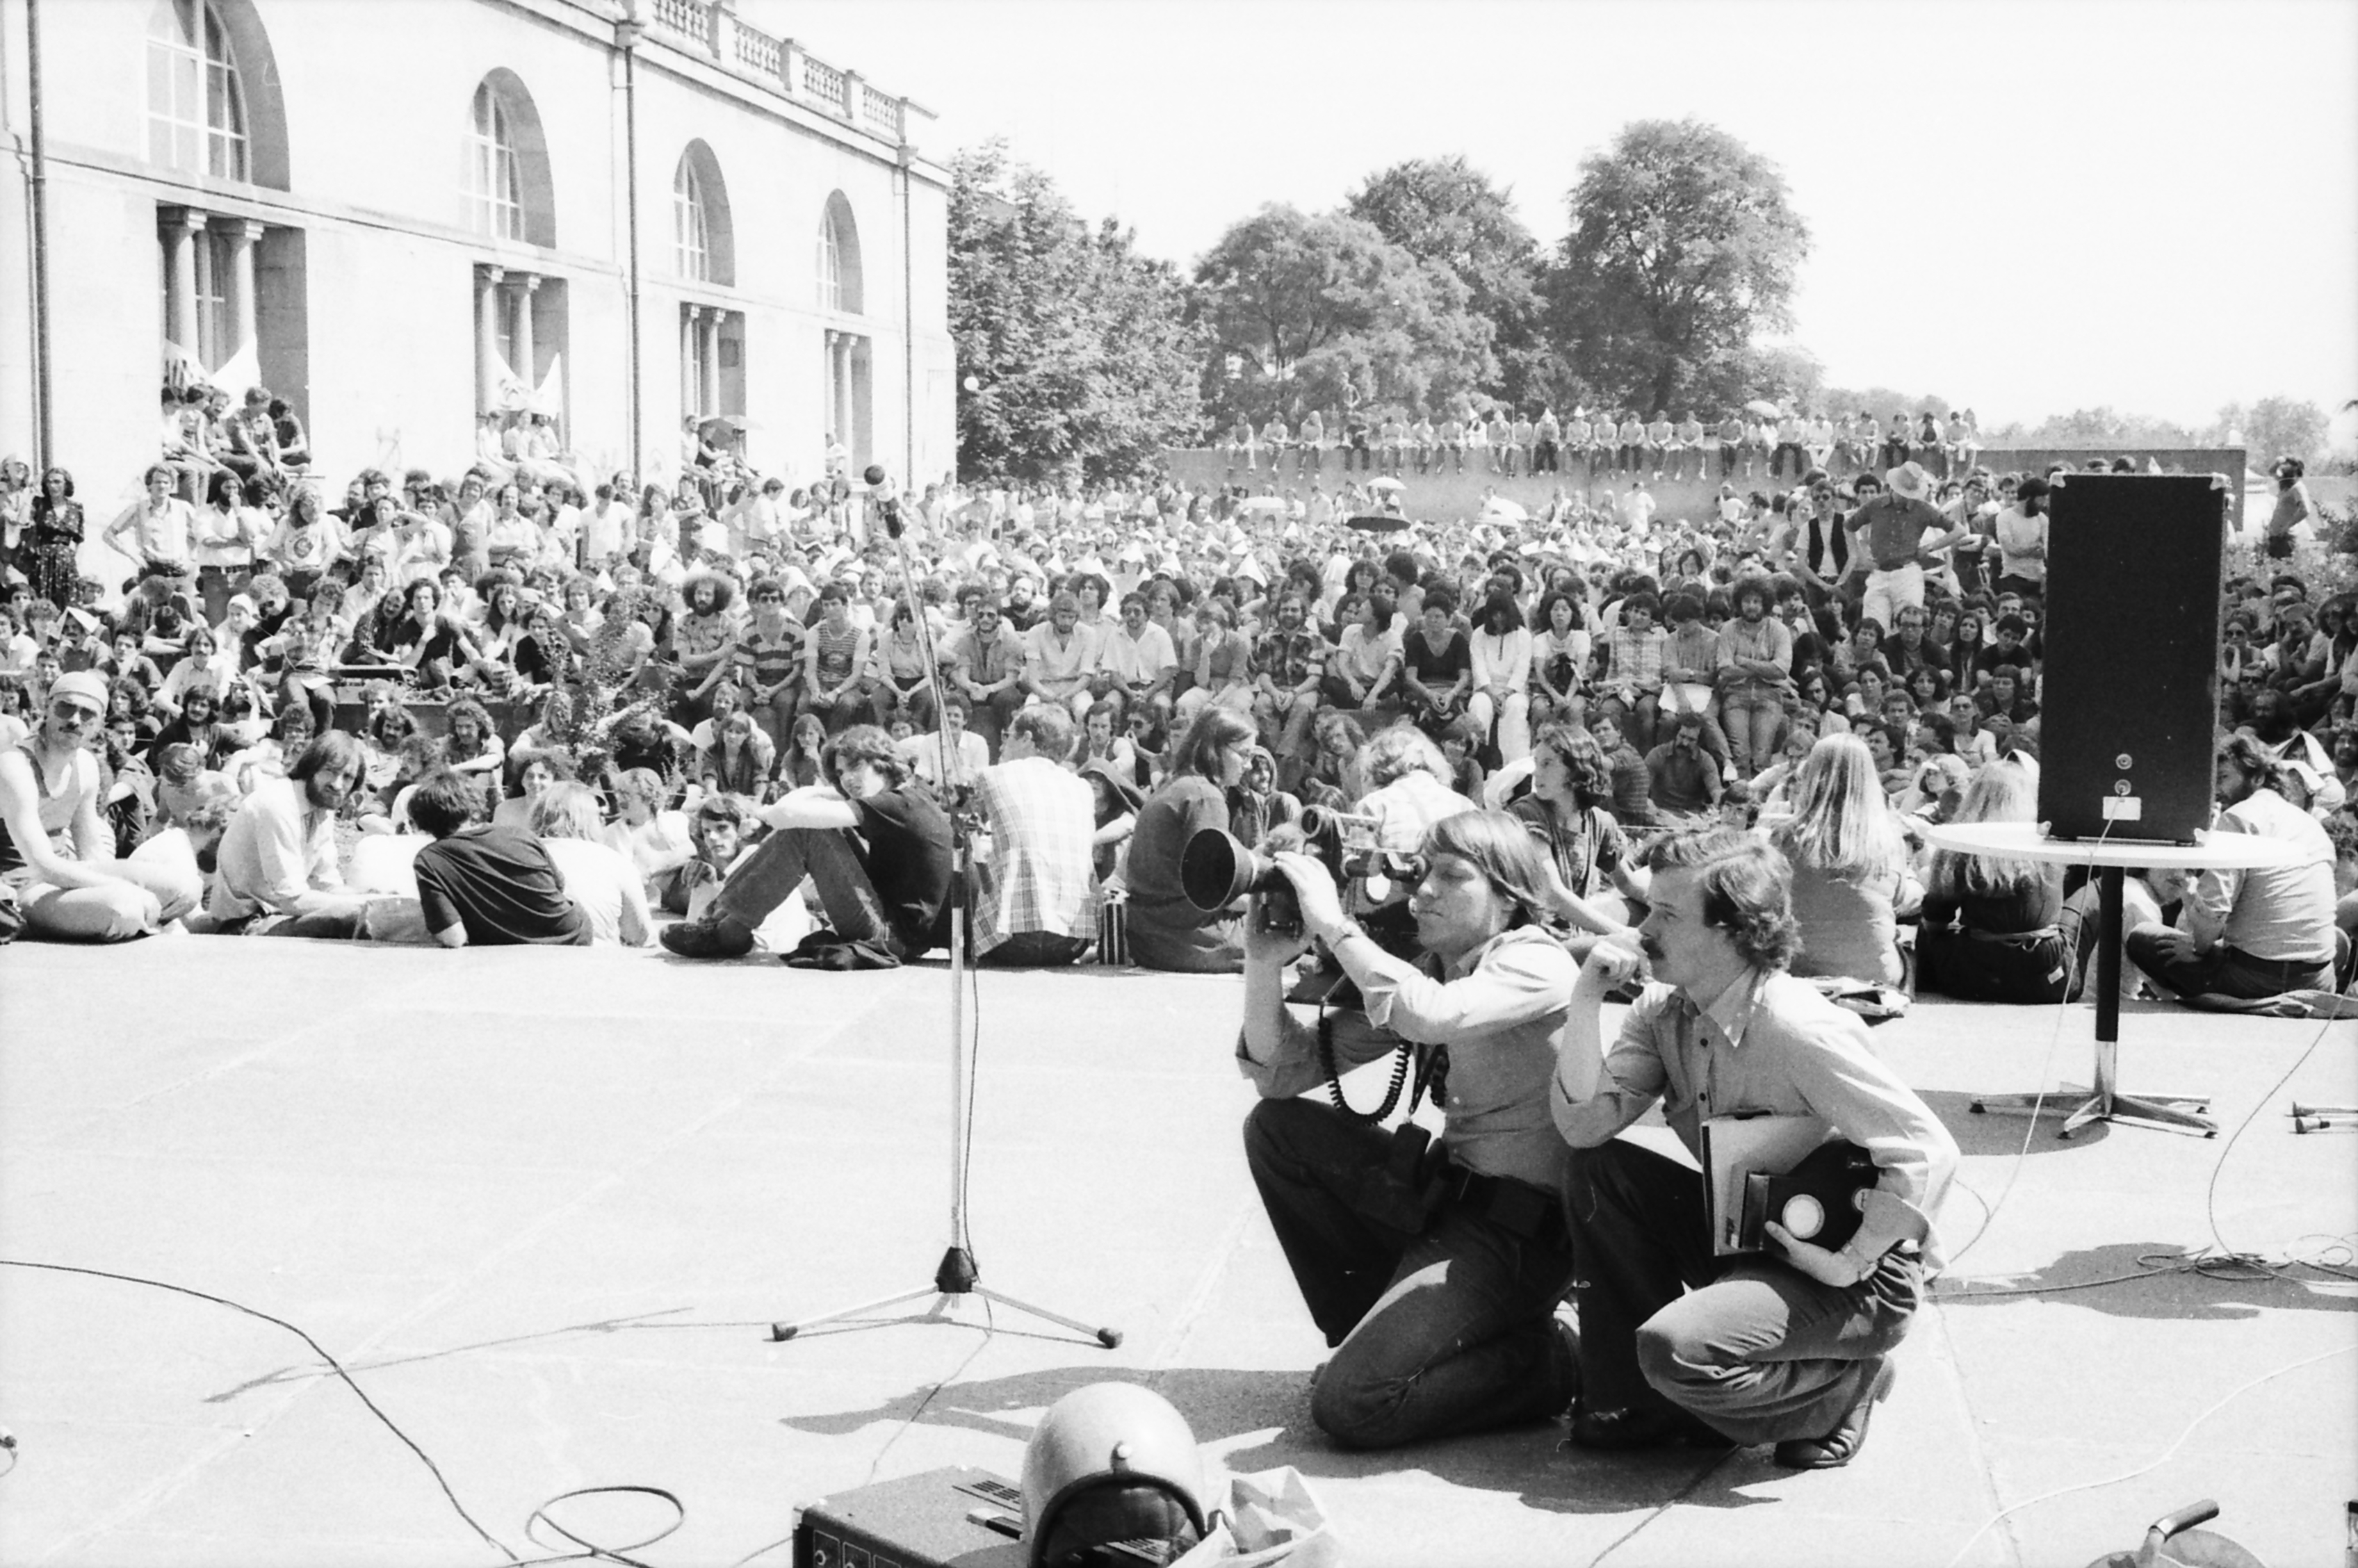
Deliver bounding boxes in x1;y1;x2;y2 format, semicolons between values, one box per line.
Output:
1914;760;2069;1003
1238;808;1581;1449
25;466;84;611
1123;704;1256;972
1510;722;1649;958
1769;733;1917;986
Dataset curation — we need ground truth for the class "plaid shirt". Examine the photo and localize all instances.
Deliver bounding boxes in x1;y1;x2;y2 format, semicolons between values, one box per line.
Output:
972;757;1098;953
1251;626;1326;689
1603;625;1666;696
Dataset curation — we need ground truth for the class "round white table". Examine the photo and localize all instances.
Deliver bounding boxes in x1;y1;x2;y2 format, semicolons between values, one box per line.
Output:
1921;820;2304;1138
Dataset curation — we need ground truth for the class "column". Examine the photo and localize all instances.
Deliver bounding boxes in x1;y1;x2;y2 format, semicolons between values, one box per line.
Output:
684;306;704;416
700;311;722;415
512;273;539;401
165;208;207;354
476;266;505;412
834;333;854;452
224;220;265;362
822;329;838;443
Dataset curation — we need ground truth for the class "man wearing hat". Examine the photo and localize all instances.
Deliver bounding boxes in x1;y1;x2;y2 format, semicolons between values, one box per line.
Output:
0;669;202;940
1840;462;1967;633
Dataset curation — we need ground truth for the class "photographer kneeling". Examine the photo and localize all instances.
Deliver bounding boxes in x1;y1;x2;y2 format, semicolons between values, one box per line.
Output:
1238;811;1579;1451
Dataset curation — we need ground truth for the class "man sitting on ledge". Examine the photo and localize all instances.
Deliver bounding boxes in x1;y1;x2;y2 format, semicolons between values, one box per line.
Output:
661;724;952;968
1552;826;1956;1469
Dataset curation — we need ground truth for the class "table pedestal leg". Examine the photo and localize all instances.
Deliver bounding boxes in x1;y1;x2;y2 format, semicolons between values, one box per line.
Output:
1965;868;2217;1138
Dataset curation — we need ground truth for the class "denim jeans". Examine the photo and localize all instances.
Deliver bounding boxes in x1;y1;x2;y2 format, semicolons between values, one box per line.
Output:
1719;689;1784;774
713;824;899;954
1561;1138;1920;1445
1243;1097;1577;1450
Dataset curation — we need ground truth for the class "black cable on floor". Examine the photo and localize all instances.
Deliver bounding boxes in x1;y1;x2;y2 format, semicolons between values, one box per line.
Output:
0;1257;521;1562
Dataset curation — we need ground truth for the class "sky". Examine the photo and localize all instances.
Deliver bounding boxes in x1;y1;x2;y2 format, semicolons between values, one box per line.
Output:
742;0;2358;430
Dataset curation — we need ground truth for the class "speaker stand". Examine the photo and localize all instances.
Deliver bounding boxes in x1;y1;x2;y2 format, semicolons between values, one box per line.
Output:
1967;868;2217;1140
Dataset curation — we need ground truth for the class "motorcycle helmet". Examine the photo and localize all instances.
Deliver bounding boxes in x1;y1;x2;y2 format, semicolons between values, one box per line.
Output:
1020;1382;1207;1568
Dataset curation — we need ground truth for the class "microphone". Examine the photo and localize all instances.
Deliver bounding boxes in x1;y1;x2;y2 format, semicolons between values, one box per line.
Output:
864;464;904;539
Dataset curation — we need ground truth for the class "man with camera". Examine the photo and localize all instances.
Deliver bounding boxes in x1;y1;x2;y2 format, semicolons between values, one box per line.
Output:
1550;826;1956;1468
1236;811;1581;1451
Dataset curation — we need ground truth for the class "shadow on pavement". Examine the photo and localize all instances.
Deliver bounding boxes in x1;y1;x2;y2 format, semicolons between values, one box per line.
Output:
1937;1241;2358;1319
782;1364;1778;1516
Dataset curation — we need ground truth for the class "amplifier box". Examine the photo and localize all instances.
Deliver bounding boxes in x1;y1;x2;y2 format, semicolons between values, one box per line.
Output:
795;1466;1029;1568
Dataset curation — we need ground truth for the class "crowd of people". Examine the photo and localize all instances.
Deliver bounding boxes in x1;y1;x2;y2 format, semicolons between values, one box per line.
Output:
1223;403;1989;484
3;389;2352;1480
0;398;2349;995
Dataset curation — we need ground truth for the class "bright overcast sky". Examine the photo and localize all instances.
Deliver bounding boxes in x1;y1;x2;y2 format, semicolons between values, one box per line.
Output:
745;0;2358;428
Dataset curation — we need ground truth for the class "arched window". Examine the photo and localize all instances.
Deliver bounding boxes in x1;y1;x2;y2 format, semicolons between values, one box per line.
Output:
818;193;863;316
147;0;247;180
463;73;555;247
670;142;735;287
469;83;524;242
674;161;709;282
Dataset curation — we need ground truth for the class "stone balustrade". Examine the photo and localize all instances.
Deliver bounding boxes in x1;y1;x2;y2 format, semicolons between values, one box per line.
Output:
631;0;922;147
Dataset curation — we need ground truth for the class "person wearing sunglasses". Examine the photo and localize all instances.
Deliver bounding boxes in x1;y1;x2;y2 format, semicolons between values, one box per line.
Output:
0;670;200;940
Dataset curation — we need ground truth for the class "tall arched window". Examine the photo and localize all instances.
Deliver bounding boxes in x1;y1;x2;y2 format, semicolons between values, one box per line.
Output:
818;193;863;315
469;83;524;242
462;72;555;248
674;161;710;282
147;0;247;180
669;142;735;287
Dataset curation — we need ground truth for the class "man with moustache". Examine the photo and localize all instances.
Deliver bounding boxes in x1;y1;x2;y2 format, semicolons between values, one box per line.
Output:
1550;826;1957;1468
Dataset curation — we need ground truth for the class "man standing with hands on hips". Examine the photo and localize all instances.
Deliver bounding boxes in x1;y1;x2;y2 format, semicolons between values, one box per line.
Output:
1551;826;1956;1468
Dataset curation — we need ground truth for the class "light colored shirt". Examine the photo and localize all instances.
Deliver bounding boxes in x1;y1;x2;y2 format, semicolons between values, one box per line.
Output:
541;836;654;946
1552;967;1958;1270
972;756;1098;953
1242;926;1577;1191
208;777;344;921
2187;787;2337;963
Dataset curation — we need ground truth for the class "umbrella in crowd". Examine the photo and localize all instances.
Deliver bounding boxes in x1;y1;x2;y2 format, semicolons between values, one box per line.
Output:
1345;514;1410;534
1366;477;1406;493
1481;497;1529;523
1237;496;1290;516
1743;399;1783;418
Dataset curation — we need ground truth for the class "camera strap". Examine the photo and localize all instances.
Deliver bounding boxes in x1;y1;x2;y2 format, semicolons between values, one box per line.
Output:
1317;999;1448;1124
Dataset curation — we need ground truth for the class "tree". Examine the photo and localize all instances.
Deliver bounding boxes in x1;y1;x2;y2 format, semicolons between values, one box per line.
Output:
1191;204;1493;432
1347;156;1543;405
2213;395;2328;464
1821;386;1951;423
949;141;1204;482
1546;119;1810;416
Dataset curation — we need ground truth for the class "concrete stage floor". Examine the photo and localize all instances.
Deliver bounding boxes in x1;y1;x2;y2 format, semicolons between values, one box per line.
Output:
1;938;2352;1568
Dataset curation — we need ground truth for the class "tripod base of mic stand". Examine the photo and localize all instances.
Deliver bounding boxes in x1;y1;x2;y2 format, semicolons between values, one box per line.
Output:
768;1247;1122;1348
1969;1085;2216;1138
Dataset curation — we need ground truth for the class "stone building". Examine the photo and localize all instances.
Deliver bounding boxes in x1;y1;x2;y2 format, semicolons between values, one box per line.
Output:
0;0;954;563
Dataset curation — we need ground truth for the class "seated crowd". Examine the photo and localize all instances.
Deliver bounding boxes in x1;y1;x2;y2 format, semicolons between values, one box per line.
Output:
0;409;2350;1002
1226;402;1987;484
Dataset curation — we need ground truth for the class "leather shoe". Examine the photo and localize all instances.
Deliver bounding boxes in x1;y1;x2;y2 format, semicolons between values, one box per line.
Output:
1567;1400;1730;1451
659;915;754;959
1773;1358;1894;1470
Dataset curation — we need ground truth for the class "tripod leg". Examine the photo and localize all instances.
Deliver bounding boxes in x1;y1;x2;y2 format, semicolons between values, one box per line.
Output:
968;1287;1123;1348
770;1285;943;1342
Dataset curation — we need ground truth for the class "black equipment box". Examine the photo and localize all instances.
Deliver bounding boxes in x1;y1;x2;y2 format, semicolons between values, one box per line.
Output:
795;1466;1029;1568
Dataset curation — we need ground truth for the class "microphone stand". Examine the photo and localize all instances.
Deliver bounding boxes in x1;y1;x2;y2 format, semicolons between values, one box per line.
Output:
768;480;1121;1349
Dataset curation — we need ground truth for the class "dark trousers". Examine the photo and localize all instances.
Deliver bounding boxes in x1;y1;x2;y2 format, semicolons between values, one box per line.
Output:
1244;1097;1576;1450
1561;1138;1920;1445
2124;931;2332;1000
714;824;903;956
